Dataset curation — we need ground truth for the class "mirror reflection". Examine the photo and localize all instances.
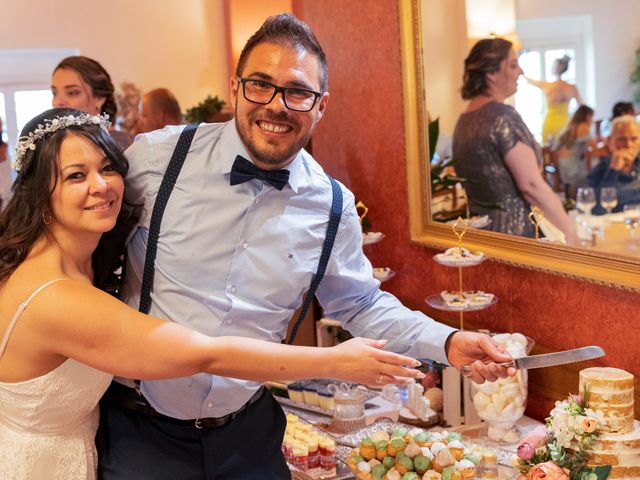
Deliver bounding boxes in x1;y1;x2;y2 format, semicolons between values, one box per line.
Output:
422;0;640;257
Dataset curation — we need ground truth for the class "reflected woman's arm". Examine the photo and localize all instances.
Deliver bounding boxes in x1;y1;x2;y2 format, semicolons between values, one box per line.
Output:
505;142;580;245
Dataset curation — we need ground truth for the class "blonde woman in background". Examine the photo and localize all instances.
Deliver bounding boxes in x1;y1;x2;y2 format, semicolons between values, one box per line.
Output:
526;55;583;145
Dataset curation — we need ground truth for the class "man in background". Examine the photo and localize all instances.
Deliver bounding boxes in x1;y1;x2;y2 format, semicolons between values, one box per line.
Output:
589;115;640;213
137;87;183;133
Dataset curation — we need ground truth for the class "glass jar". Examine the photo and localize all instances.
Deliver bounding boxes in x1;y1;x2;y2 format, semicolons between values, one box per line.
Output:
328;383;366;433
470;332;534;444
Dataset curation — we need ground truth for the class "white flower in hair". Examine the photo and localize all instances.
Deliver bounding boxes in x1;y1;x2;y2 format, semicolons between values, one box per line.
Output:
12;112;111;172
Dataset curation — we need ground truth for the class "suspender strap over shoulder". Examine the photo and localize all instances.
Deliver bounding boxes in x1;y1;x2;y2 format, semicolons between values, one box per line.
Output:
286;176;342;344
139;124;198;315
138;128;342;346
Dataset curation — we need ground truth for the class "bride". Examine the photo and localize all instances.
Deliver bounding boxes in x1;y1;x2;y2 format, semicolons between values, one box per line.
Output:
0;108;424;479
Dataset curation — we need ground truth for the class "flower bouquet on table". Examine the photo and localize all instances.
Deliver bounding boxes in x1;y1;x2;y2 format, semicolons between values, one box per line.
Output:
514;391;611;480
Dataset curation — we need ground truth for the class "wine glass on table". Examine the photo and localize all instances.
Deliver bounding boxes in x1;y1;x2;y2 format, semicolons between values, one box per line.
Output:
576;187;596;215
600;187;618;215
623;204;640;238
576;187;596;240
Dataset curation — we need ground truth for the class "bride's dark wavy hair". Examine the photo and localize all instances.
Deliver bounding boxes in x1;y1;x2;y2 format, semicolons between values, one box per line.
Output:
0;108;138;293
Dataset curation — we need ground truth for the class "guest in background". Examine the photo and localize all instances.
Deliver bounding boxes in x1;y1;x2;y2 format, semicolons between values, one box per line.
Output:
52;56;133;150
588;115;640;213
554;105;595;198
453;38;579;244
0;117;11;211
137;87;183;133
611;101;636;119
526;55;582;144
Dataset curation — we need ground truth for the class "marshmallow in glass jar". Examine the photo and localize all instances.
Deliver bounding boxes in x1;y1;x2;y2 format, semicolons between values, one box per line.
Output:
471;332;533;444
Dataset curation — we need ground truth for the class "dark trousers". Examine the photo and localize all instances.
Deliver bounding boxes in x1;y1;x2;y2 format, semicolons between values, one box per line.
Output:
96;388;291;479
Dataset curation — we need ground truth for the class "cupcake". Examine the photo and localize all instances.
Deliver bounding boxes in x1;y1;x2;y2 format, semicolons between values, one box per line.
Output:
371;430;391;443
429;442;447;455
413;454;431;474
454;459;475;479
387;436;407;456
384;468;402;480
375;440;389;460
432;448;453;472
402;473;419;480
317;386;334;410
382;455;396;470
371;463;386;480
462;453;479;465
412;431;430;447
302;383;319;406
422;470;442;480
349;454;365;471
356;461;373;480
404;442;422;458
392;427;410;443
446;440;465;461
440;466;462;480
394;454;414;475
359;438;376;461
444;432;462;443
287;382;304;403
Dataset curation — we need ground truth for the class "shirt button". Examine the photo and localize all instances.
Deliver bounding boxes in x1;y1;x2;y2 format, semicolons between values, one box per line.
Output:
255;198;260;204
227;318;233;325
208;402;213;408
242;242;248;249
230;286;237;294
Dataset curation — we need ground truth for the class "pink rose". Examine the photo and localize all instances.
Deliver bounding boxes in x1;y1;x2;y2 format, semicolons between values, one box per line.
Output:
527;461;569;480
517;443;536;461
517;426;548;460
582;417;597;433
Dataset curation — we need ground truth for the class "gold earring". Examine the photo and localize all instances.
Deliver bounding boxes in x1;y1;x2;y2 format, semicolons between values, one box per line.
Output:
42;209;52;225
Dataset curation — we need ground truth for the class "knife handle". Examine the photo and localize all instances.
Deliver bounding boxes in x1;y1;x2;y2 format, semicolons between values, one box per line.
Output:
460;360;516;377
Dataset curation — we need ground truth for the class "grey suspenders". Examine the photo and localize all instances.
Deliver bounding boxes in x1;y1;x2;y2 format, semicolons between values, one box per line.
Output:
138;124;343;347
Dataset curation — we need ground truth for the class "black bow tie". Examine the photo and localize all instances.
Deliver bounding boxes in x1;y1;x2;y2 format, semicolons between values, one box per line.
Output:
229;155;290;191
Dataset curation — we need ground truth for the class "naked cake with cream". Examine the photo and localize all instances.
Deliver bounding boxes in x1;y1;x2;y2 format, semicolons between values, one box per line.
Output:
579;367;640;479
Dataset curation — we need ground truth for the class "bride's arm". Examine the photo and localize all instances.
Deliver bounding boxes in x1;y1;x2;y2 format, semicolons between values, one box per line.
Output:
28;280;422;386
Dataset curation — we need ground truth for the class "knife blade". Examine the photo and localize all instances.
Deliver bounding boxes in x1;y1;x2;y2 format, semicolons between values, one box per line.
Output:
460;346;605;377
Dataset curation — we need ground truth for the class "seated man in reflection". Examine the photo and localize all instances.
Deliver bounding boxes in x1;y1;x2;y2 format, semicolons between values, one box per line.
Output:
137;87;183;133
588;115;640;214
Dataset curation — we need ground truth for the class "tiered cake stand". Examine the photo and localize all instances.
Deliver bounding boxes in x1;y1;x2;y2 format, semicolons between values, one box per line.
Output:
426;217;497;427
425;217;496;330
358;201;395;283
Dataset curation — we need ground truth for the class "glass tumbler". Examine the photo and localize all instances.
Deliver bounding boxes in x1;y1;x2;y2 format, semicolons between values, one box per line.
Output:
328;383;366;433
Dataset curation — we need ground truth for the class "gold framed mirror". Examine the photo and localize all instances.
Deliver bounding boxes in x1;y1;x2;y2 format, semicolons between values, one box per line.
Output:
400;0;640;291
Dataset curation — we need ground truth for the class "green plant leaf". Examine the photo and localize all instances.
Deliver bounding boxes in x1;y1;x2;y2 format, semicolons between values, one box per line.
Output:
594;465;611;480
184;95;226;124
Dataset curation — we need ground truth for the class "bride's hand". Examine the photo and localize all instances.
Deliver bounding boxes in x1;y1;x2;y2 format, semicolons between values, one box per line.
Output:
328;337;424;386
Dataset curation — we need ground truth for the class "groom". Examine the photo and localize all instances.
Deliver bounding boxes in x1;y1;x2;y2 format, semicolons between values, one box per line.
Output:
97;13;512;479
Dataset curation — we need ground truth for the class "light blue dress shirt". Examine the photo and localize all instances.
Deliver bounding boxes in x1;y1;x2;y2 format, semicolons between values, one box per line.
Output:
121;121;456;419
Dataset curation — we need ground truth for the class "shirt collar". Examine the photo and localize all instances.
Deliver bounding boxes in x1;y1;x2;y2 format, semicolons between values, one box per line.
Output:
220;120;303;193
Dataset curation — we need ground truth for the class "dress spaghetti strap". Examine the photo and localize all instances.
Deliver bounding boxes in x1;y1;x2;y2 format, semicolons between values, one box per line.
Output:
0;278;67;360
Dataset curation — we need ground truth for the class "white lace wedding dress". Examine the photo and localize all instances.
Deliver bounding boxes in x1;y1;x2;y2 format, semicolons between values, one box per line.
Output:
0;279;113;479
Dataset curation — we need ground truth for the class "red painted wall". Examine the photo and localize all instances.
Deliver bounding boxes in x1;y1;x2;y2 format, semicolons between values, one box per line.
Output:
295;0;639;420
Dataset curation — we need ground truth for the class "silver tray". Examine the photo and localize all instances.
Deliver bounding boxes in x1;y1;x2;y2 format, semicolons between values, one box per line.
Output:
332;417;420;448
275;388;380;418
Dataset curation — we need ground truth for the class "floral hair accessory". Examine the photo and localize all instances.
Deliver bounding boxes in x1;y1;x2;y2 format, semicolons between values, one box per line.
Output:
514;388;611;480
12;112;111;172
